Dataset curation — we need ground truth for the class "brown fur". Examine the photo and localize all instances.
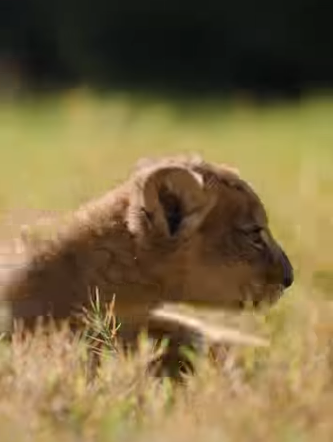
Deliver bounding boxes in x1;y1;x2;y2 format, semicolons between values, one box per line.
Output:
0;154;293;374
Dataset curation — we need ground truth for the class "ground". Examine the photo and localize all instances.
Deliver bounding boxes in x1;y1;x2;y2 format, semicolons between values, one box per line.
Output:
0;91;332;441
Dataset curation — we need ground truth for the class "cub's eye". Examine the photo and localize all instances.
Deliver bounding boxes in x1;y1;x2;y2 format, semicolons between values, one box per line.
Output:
249;226;263;235
246;226;267;251
238;225;263;236
238;225;265;249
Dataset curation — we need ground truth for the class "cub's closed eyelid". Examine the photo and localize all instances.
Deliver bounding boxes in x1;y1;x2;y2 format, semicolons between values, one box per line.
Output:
236;225;263;235
250;226;263;234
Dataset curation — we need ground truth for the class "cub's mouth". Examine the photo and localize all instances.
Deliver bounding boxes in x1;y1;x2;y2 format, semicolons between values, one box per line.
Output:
237;282;287;310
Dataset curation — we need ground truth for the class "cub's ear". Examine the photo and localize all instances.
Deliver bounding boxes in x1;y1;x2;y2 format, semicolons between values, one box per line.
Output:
128;163;214;239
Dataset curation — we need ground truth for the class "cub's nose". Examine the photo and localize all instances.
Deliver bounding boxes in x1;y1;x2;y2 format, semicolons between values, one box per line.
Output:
281;250;294;288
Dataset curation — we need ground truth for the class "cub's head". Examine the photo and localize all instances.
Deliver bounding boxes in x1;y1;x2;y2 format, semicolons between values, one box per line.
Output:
127;155;293;310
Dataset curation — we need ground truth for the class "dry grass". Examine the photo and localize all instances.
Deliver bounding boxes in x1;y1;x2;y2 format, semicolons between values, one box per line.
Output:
0;90;333;441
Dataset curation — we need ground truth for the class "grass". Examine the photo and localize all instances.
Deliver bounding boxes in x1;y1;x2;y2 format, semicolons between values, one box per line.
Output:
0;90;333;441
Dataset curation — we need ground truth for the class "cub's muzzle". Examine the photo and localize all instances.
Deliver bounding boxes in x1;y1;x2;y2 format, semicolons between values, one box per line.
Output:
280;249;294;288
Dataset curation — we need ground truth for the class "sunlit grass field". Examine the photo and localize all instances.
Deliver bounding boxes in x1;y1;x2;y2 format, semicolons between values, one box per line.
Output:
0;91;332;441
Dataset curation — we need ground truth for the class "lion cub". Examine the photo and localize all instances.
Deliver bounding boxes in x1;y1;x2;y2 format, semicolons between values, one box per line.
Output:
0;155;293;374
